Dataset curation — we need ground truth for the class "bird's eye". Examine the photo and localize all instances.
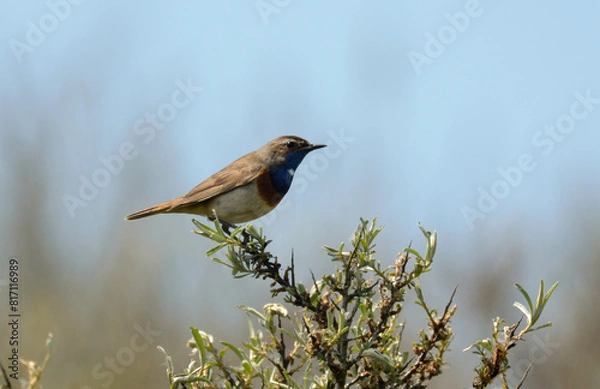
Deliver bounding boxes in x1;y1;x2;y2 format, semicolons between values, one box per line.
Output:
286;141;298;149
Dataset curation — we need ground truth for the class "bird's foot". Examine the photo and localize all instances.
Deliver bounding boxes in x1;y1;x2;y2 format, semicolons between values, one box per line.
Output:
240;229;252;245
219;220;252;244
220;220;237;235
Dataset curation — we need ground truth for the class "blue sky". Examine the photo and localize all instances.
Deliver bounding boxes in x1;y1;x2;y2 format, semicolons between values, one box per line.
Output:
1;1;599;386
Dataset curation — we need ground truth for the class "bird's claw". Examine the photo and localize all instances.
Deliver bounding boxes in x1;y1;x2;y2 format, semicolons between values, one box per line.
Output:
219;221;253;245
220;220;237;235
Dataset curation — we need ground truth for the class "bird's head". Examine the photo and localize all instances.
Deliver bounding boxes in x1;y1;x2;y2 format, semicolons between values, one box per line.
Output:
259;136;326;196
265;135;326;169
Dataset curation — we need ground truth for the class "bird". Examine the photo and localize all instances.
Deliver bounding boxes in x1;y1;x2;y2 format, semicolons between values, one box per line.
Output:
125;135;326;224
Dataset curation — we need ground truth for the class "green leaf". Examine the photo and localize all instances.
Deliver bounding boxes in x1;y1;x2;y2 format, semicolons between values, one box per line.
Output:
206;243;228;257
192;218;206;230
362;349;394;370
463;338;493;353
222;341;246;362
514;283;534;313
191;327;207;367
418;224;437;263
542;281;559;308
241;360;254;375
157;346;174;379
513;301;532;324
212;257;234;270
239;305;265;321
192;218;228;243
529;322;553;332
539;280;550;307
404;248;423;261
323;245;339;254
244;224;262;240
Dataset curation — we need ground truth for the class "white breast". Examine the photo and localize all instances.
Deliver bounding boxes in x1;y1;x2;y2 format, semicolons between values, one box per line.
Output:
204;183;274;223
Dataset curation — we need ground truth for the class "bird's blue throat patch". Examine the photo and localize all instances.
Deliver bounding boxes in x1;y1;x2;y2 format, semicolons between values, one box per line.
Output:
269;151;310;194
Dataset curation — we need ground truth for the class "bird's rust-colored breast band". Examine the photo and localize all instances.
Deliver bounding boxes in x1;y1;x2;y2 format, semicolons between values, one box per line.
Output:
256;169;284;207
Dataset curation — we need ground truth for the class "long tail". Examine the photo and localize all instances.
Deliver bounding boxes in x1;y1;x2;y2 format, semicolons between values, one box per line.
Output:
124;199;180;221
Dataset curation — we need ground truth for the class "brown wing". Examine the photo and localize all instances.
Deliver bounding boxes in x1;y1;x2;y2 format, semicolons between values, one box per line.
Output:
170;152;265;210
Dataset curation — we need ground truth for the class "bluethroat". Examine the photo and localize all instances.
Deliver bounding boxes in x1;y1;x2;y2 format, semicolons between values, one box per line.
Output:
125;135;326;224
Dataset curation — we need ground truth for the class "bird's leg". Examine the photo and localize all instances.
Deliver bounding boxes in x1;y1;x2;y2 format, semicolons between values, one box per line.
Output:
218;220;251;245
220;220;237;235
241;228;252;245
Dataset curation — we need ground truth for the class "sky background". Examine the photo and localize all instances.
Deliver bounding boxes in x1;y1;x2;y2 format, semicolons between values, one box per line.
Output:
1;1;599;388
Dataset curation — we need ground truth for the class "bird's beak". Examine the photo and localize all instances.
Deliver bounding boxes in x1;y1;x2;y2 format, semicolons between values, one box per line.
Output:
305;143;326;151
